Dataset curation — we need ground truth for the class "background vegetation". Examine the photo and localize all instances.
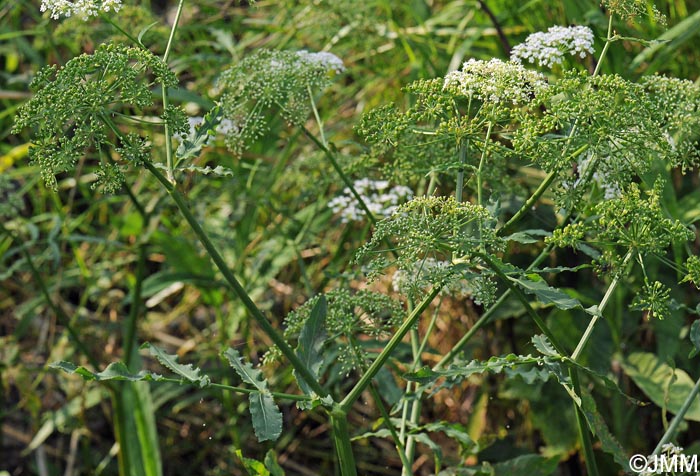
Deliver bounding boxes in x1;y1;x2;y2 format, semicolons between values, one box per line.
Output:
3;1;700;475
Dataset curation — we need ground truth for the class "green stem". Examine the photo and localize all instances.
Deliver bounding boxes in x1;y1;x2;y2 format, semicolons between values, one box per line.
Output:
301;125;378;226
151;378;313;402
456;140;468;203
143;161;328;399
592;15;615;78
308;85;327;146
330;406;358;476
402;389;423;476
498;144;589;236
160;0;185;183
571;249;633;361
339;286;440;412
570;370;600;476
652;373;700;455
476;122;493;209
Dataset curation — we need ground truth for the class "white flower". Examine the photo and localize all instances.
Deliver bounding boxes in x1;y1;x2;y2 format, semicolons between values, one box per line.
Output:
660;442;684;455
443;58;547;105
296;50;346;74
511;26;595;68
40;0;122;20
328;179;412;223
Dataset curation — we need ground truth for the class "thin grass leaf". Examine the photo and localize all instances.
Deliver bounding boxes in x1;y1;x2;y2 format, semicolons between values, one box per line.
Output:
111;382;163;476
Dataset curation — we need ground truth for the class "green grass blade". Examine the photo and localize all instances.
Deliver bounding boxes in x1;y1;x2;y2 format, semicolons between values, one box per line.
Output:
111;381;163;476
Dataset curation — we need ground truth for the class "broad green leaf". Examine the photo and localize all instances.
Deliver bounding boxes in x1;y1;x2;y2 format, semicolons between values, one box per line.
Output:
689;320;700;359
264;450;286;476
248;391;283;442
223;348;282;442
294;295;327;395
141;343;211;388
422;422;476;453
621;352;700;421
509;274;581;310
236;449;270;476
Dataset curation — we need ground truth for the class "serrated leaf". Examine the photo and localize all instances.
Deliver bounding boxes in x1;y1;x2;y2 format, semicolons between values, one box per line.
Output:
223;348;282;442
222;348;267;390
248;391;283;442
579;392;631;472
141;343;210;387
403;365;442;385
294;296;327;394
49;361;164;382
690;320;700;358
531;335;560;357
176;106;222;161
176;164;234;177
509;274;581;310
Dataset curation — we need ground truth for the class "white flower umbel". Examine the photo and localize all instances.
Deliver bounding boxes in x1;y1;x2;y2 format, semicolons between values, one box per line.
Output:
40;0;122;20
328;179;412;223
443;59;547;105
511;26;595;68
296;50;346;74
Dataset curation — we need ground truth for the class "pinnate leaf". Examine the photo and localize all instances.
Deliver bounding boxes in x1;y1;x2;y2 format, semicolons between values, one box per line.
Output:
141;343;210;388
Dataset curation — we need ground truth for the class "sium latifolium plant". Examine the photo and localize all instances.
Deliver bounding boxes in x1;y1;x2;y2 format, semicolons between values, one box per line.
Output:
12;1;700;475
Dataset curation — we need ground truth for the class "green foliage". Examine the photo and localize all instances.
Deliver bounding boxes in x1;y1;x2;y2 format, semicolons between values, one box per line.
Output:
7;1;700;475
548;181;692;267
223;348;283;442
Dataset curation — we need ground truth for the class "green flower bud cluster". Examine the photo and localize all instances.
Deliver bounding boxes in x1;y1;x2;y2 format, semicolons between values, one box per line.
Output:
217;49;344;155
13;43;177;191
548;182;693;271
266;289;404;374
